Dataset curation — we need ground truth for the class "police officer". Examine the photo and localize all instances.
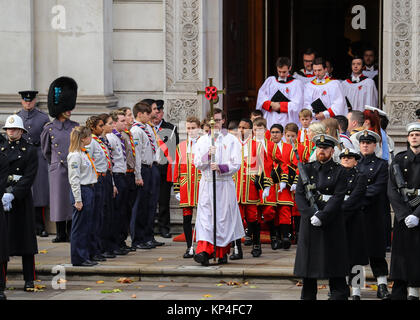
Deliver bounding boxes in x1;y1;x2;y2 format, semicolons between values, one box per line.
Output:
41;77;79;243
294;134;349;300
1;114;38;292
0;151;9;300
356;129;390;299
17;90;50;237
388;122;420;300
339;148;369;300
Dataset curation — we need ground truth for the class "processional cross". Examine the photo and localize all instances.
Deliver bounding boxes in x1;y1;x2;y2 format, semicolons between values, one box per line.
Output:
197;78;226;262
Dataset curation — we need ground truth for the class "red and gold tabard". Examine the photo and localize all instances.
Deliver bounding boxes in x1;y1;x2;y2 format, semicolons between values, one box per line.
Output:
298;129;315;152
235;138;265;205
173;139;201;208
258;138;282;206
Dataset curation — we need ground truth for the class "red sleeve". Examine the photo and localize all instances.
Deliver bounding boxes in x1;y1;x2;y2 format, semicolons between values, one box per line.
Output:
327;108;335;118
280;102;289;113
262;101;272;112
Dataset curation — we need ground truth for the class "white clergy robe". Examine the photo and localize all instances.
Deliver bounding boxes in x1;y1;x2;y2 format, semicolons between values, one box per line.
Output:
256;76;304;130
341;75;378;111
362;66;379;79
293;69;317;84
304;77;348;119
193;131;245;247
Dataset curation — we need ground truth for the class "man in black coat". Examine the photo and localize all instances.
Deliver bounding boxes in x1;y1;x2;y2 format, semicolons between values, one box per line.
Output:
294;134;349;300
388;122;420;300
356;129;390;299
152;100;179;238
340;147;369;300
1;114;38;292
0;151;9;300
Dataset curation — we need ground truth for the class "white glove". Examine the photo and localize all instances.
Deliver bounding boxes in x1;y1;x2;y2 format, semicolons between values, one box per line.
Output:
405;215;419;228
2;193;14;211
262;187;270;199
278;182;287;193
175;193;181;202
290;184;297;192
311;214;322;227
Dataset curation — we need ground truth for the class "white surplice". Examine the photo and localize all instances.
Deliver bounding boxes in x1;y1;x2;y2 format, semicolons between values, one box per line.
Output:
193;131;245;247
341;75;378;111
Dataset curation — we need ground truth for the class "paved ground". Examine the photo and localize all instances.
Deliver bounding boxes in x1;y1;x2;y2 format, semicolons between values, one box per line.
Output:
5;235;390;300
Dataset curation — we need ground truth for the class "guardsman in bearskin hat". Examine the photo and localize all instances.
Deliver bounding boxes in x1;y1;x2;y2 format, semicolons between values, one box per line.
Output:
388;122;420;300
40;77;79;243
17;90;50;237
1;114;39;292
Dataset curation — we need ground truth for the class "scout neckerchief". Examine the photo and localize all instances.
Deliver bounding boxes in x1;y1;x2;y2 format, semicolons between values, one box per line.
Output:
92;134;112;170
112;129;127;161
132;122;156;154
99;136;114;167
81;147;98;177
124;130;136;157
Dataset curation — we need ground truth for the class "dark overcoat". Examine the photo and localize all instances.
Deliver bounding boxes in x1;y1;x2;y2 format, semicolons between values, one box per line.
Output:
294;159;349;279
0;152;9;263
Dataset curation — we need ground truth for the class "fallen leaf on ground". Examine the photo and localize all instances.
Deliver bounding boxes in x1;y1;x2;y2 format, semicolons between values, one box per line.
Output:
112;289;122;293
227;281;241;287
296;281;303;287
96;280;105;284
84;288;91;291
369;285;378;291
35;280;41;282
203;294;213;298
250;286;257;289
318;285;327;290
57;279;67;284
39;250;48;254
244;281;249;286
216;283;223;287
35;284;46;290
7;287;15;291
158;285;166;288
157;257;163;261
117;277;133;284
131;294;137;299
100;290;113;294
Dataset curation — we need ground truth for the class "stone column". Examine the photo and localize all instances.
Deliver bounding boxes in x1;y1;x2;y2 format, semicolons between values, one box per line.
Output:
0;0;34;120
164;0;223;138
383;0;420;150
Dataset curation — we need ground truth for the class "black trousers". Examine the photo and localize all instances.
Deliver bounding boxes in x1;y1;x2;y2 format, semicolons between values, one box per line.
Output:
100;173;118;253
145;164;160;242
0;262;7;290
391;280;420;300
113;173;128;249
34;207;46;232
369;256;389;278
301;278;349;300
121;172;136;246
157;164;172;233
20;255;36;282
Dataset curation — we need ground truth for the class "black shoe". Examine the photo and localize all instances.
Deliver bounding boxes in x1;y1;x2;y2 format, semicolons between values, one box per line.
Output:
121;245;136;252
135;243;152;250
270;238;280;250
408;295;419;301
152;239;165;247
377;284;391;300
386;246;391;253
282;238;291;250
0;291;6;300
91;255;106;262
74;260;96;267
113;249;128;255
146;240;157;248
229;252;243;260
102;252;116;259
24;281;35;292
52;236;67;243
40;230;49;237
183;249;194;259
194;252;209;266
160;229;172;238
251;244;262;258
218;255;228;265
244;236;252;246
352;295;361;300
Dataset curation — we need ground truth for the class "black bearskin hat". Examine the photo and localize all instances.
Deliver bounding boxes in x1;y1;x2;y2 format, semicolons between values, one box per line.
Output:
47;76;78;118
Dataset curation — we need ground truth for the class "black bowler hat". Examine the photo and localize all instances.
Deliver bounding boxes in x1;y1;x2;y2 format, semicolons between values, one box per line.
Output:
47;77;78;118
156;100;164;110
19;91;38;102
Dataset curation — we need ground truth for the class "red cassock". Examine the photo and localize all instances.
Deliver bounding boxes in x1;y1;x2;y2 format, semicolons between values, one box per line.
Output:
280;140;310;217
173;140;201;208
235;138;264;205
297;129;315;153
258;139;282;206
